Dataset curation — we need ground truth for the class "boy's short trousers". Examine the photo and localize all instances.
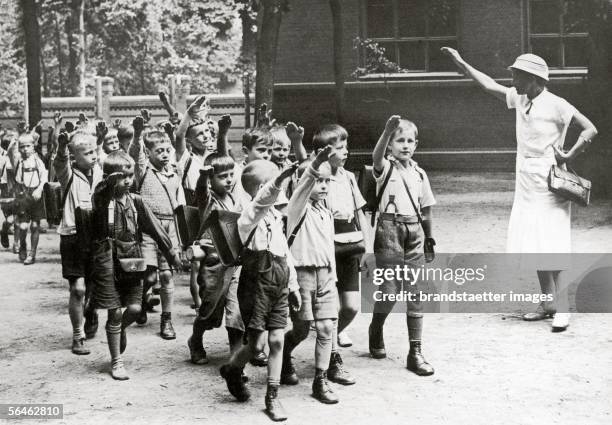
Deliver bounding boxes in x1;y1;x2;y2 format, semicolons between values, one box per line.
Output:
295;266;338;321
14;195;45;222
90;238;143;310
374;217;426;316
335;255;361;292
197;260;244;331
142;217;179;271
60;234;91;280
0;183;13;216
238;249;289;332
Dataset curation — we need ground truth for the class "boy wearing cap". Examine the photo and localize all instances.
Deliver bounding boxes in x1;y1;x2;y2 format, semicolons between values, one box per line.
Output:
441;47;598;332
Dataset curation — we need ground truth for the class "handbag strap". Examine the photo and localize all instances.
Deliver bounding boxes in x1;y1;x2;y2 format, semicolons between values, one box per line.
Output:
371;161;394;226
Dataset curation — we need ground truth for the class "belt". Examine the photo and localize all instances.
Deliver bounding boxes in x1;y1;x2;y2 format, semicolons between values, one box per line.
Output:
379;213;419;224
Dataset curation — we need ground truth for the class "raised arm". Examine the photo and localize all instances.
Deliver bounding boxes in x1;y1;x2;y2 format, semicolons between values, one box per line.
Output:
286;122;308;163
128;116;147;183
175;95;206;160
372;115;401;172
441;47;509;101
217;114;232;156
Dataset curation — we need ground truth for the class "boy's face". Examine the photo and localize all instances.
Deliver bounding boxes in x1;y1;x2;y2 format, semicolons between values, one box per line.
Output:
18;140;34;158
389;126;418;162
210;168;235;196
329;136;348;168
271;134;291;166
73;141;98;171
187;124;215;155
244;140;272;163
115;165;134;195
310;166;331;202
103;134;120;154
147;141;172;169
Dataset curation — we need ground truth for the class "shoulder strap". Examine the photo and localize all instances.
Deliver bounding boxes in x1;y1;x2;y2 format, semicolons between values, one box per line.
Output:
287;212;308;248
243;225;258;248
182;154;193;187
61;174;74;208
396;164;424;227
137;166;149;192
371;162;394;226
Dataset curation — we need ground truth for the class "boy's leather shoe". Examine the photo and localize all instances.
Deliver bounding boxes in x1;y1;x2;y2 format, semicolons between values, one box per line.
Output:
406;342;434;376
111;358;129;380
18;244;27;262
188;336;208;365
328;352;356;385
250;350;268;367
84;309;98;339
312;372;339;404
71;338;90;355
160;316;176;340
265;385;288;421
23;254;35;265
280;356;299;385
368;324;386;359
220;365;250;402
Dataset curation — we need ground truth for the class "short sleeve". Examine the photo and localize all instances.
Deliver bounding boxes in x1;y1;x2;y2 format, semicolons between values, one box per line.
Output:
557;98;577;127
506;87;519;110
419;170;436;208
348;171;366;210
373;159;391;182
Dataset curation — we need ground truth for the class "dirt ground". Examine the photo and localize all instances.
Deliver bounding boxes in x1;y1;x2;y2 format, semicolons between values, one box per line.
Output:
1;171;611;425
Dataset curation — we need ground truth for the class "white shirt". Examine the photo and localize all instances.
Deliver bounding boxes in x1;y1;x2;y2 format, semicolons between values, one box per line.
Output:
327;167;366;222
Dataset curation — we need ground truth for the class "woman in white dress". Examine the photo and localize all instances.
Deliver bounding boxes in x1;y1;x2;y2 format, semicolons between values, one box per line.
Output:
442;48;598;332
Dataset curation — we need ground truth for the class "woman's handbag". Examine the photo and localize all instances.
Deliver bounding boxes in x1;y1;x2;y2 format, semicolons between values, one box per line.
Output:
548;165;591;207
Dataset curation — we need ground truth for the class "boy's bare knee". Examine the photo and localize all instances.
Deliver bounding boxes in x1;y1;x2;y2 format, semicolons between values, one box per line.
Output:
70;278;86;298
107;308;122;324
268;331;284;353
315;319;334;338
126;304;141;316
30;221;39;231
159;270;173;285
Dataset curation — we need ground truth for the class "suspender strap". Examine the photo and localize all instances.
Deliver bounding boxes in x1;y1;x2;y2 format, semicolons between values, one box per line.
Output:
182;155;193;187
395;164;424;228
287;212;307;248
371;162;394;227
61;174;74;208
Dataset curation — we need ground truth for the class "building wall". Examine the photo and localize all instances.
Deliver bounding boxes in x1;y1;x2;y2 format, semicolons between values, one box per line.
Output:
273;0;591;172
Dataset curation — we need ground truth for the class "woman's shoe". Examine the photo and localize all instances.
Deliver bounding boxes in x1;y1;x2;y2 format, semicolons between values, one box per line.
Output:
552;313;570;332
522;303;555;321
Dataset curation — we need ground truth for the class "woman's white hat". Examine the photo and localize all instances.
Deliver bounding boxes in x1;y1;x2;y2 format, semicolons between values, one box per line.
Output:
509;53;549;81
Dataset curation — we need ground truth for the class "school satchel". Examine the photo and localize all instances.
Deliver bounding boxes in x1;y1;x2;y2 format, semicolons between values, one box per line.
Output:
175;205;201;249
75;207;93;252
548;165;591;207
359;165;377;212
43;176;72;226
114;239;147;280
201;209;256;266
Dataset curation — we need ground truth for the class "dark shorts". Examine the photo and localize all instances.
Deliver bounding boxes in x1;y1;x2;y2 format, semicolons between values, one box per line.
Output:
295;267;338;321
60;234;92;280
14;195;45;222
197;260;244;331
91;238;143;310
335;255;360;292
237;250;289;331
373;217;426;317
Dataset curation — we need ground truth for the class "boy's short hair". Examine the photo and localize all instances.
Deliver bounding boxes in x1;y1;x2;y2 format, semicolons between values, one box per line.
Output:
104;128;118;141
270;124;290;145
143;129;170;150
312;124;348;151
103;150;134;175
242;128;273;151
117;125;133;141
204;152;235;175
70;132;97;152
391;119;419;141
17;134;35;147
241;159;278;196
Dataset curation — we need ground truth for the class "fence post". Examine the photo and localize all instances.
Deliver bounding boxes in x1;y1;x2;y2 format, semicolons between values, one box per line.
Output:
174;74;191;115
95;76;114;122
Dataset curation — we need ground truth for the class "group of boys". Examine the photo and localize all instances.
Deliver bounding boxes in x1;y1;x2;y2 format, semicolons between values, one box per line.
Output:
0;96;437;422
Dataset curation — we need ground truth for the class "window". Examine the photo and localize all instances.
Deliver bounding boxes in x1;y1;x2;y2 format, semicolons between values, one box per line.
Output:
364;0;459;72
527;0;589;68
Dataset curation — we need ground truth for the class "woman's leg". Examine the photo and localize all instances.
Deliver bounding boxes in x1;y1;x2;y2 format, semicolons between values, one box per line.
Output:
524;271;556;320
552;271;570;331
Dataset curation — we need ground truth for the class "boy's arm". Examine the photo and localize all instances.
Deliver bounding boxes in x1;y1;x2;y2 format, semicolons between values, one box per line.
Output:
217;115;231;156
175;95;206;160
286;122;307;163
91;173;124;237
128;117;147;183
53;132;73;189
441;47;508;101
195;166;213;211
373;115;401;172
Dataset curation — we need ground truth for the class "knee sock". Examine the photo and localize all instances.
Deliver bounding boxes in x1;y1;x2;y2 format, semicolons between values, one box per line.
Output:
160;283;174;313
227;328;244;355
191;317;207;349
72;327;85;341
407;315;423;344
105;321;122;362
371;311;389;329
315;332;333;370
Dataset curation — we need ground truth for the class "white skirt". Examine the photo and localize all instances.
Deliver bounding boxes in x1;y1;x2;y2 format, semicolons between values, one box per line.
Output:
506;156;571;260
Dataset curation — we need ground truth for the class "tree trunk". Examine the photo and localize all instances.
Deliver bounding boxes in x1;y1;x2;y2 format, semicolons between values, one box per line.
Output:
65;5;78;96
239;0;257;70
77;0;86;97
329;0;345;123
255;0;284;109
20;0;42;128
54;12;65;96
